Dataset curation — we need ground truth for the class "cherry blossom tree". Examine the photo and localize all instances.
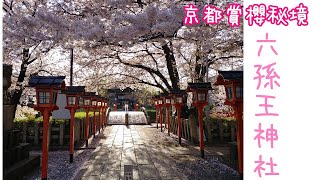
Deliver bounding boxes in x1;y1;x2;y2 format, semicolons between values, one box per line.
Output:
3;0;243;116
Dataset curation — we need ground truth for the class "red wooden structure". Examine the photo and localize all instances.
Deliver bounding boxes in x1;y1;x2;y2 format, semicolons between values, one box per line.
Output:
61;86;85;163
91;96;98;138
170;89;187;145
103;98;108;127
101;98;108;129
157;97;164;132
97;96;102;133
82;92;95;147
187;82;212;158
162;93;172;136
28;76;66;180
134;103;139;111
153;95;160;129
214;70;243;176
113;103;117;111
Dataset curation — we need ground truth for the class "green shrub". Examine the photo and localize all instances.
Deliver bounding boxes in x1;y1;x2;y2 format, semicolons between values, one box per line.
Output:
74;111;95;120
147;109;156;121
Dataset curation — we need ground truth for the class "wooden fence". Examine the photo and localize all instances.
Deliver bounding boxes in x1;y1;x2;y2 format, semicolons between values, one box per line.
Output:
15;116;99;147
154;112;237;144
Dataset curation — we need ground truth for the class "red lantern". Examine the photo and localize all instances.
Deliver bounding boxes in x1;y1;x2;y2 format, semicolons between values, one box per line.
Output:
103;98;108;126
162;93;172;136
28;76;66;180
153;96;159;129
170;89;187;145
157;97;164;132
187;82;212;158
214;70;243;176
97;96;102;133
82;92;95;147
62;86;85;163
91;96;98;138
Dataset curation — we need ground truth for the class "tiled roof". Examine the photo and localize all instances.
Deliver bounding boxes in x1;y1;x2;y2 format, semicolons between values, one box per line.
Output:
61;86;85;94
218;71;243;80
28;76;65;87
84;92;96;97
170;89;187;95
187;82;212;91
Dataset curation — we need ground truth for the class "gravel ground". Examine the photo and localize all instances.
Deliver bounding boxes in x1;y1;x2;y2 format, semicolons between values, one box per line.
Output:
175;156;240;180
24;134;103;180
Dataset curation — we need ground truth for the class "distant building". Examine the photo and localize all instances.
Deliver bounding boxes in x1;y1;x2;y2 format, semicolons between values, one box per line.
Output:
107;87;137;110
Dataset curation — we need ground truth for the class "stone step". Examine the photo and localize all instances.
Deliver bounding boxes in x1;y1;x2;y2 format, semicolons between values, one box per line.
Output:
4;154;40;180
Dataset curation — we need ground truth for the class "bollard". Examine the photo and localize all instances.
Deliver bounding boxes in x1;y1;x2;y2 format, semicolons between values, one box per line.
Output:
125;113;129;126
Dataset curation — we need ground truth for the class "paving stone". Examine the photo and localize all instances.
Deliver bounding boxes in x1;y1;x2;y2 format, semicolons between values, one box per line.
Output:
100;170;120;180
81;175;101;180
83;164;104;176
138;165;159;179
75;124;239;180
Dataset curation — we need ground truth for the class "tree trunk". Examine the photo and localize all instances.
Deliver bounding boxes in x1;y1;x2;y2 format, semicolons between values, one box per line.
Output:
195;54;207;83
12;59;28;115
162;43;180;89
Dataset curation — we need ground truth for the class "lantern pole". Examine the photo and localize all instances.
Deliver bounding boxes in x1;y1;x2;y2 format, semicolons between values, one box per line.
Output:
198;103;205;158
101;105;104;130
103;101;106;129
85;106;89;147
98;103;101;134
155;104;158;129
160;105;163;132
41;108;50;180
69;108;76;163
177;104;182;145
104;100;108;127
235;102;243;176
93;105;96;138
166;103;171;136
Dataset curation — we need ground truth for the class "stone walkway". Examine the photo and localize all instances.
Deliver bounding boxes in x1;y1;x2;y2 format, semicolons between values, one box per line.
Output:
74;124;239;180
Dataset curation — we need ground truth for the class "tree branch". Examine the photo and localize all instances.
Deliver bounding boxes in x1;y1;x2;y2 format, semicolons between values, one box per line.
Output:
108;73;167;93
115;53;172;90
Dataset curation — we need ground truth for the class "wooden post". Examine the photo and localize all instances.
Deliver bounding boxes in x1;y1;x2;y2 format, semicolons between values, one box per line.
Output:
230;121;236;142
34;123;39;145
189;115;198;144
22;122;27;143
59;123;64;146
218;120;224;144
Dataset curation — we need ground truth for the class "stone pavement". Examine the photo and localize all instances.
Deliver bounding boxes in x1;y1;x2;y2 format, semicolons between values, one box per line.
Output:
74;124;236;180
